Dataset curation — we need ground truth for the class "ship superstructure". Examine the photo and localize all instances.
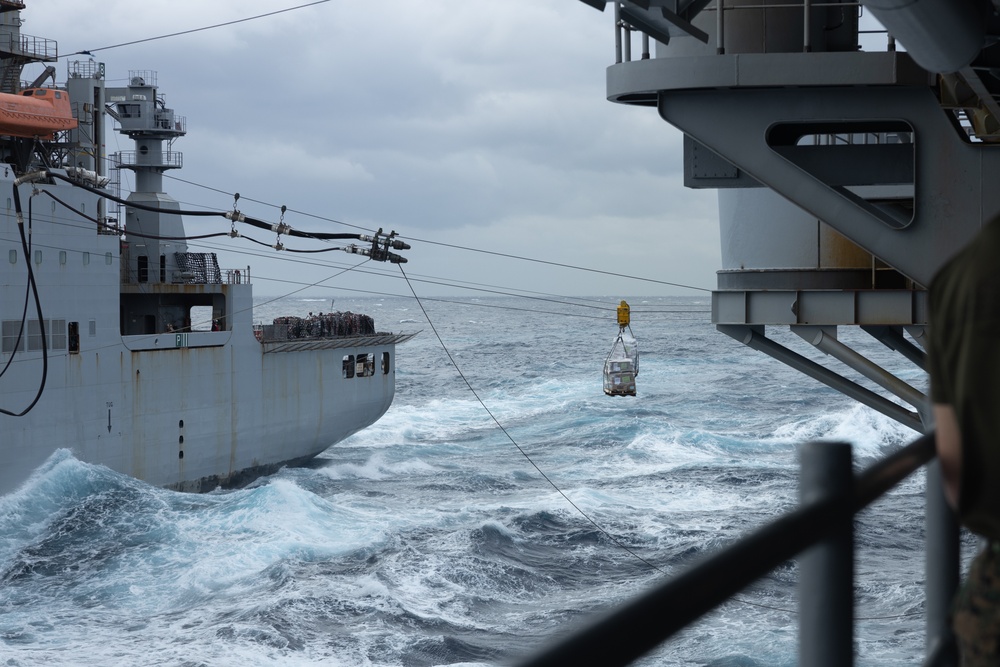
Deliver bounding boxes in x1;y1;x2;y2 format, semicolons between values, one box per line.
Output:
576;0;1000;434
0;3;413;494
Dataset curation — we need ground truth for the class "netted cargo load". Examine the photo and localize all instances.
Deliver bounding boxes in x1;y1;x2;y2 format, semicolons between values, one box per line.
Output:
174;252;222;284
604;334;637;397
603;300;638;397
270;311;376;340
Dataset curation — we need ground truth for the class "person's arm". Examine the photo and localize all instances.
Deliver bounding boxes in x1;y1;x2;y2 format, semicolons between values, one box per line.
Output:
933;402;962;510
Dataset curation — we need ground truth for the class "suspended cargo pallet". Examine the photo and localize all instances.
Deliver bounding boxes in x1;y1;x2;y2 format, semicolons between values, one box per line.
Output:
604;300;638;397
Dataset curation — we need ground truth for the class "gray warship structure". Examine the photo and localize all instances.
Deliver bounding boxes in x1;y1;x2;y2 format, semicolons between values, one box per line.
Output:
580;0;997;433
0;2;413;495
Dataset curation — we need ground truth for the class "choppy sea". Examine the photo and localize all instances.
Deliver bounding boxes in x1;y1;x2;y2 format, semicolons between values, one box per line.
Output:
0;295;972;666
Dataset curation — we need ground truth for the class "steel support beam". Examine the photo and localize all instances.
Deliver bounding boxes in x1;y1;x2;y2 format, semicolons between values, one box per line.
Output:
718;324;923;431
656;85;1000;286
861;325;927;371
792;325;928;418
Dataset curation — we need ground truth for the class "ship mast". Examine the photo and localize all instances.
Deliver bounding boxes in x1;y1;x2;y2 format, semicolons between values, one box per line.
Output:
106;72;188;286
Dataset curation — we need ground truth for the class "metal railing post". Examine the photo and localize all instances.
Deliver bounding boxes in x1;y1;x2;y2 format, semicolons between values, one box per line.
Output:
799;441;854;667
925;459;960;664
803;0;812;52
716;0;725;55
615;3;623;64
623;15;632;62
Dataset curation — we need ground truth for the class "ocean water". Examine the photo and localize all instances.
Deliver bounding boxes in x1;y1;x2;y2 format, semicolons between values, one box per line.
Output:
0;295;967;666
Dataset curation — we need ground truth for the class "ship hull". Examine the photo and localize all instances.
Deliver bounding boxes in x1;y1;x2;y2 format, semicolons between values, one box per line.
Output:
2;334;397;493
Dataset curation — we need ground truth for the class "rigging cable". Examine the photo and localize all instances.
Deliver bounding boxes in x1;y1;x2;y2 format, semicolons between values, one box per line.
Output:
401;235;712;294
397;263;666;574
1;176;48;416
0;250;31;383
67;1;332;57
394;264;920;622
177;229;701;315
44;171;408;260
44;186;350;251
160;172;713;294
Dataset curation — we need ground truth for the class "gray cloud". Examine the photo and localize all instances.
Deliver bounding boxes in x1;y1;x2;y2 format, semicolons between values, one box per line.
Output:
39;0;720;296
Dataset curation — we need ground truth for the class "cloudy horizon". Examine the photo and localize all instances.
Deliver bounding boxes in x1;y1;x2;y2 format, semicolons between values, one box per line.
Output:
35;0;721;299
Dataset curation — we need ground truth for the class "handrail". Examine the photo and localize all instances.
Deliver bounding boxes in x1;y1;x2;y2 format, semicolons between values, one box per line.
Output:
614;0;893;64
515;433;937;667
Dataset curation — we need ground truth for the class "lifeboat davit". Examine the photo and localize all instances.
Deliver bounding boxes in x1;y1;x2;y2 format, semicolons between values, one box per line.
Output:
0;88;77;139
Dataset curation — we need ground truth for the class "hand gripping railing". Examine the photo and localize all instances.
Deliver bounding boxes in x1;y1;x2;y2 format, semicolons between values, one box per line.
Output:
515;433;960;667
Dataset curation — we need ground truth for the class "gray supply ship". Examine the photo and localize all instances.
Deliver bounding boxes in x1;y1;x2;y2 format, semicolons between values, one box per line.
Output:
0;1;413;495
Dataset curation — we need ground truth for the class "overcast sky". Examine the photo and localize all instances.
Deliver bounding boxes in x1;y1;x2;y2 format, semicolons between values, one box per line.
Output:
35;0;722;299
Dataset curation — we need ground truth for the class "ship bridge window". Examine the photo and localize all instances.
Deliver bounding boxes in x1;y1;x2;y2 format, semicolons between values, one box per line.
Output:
343;355;355;379
382;352;390;374
54;91;61;99
117;103;140;118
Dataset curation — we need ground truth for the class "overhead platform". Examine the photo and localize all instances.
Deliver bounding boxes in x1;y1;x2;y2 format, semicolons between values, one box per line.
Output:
712;288;927;328
713;287;928;431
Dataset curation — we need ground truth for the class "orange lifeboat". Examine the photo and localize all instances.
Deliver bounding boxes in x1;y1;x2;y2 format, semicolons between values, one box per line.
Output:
0;88;77;139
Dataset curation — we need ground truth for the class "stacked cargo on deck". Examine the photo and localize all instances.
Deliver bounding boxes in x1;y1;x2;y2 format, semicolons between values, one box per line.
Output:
269;312;376;340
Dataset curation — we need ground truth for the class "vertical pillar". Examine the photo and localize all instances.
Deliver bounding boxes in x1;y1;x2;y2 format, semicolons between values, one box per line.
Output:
716;0;725;55
803;0;812;52
926;459;959;662
614;3;623;64
799;441;854;667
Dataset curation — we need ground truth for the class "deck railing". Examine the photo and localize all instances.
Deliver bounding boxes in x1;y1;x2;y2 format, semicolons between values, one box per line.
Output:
516;433;961;667
613;1;891;64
